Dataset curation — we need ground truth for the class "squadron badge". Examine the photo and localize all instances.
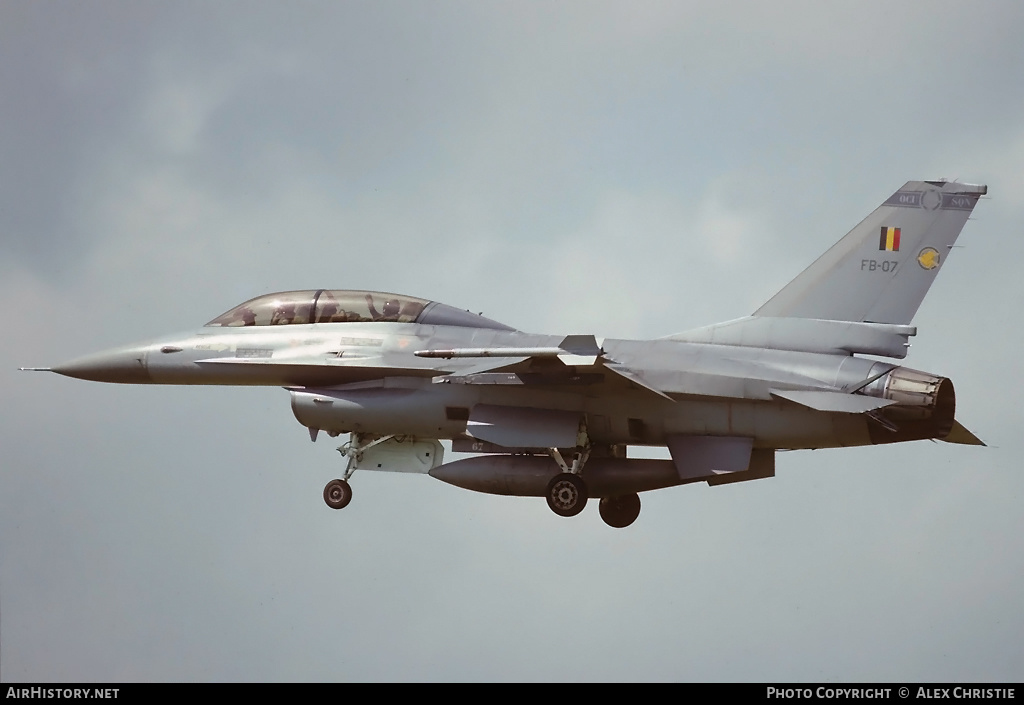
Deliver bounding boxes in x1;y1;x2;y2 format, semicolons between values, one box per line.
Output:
917;247;940;270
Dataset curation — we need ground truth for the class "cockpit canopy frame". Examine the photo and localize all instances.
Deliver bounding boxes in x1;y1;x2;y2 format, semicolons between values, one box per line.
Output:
205;289;514;331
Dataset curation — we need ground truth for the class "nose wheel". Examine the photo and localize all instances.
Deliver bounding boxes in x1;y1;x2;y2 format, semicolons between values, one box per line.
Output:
323;478;353;509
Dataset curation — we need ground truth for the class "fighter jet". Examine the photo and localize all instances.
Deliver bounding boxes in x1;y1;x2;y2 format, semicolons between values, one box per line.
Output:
30;179;987;528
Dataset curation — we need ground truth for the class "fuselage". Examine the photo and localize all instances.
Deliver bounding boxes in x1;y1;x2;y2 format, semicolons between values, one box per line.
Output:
53;318;953;452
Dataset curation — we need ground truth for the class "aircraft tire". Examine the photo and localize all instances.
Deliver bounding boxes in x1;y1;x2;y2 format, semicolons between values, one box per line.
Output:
545;473;588;517
599;493;641;528
323;478;353;509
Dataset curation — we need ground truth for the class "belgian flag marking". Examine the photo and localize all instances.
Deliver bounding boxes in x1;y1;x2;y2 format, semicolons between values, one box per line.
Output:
879;226;901;252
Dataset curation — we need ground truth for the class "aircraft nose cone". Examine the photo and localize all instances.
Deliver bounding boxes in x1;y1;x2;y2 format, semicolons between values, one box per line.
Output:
52;346;152;383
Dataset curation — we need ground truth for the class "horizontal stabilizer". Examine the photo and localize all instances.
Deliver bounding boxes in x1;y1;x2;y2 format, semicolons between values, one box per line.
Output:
770;389;897;414
940;420;986;446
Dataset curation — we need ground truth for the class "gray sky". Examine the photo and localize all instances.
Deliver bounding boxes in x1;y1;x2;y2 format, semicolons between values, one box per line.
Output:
2;1;1023;682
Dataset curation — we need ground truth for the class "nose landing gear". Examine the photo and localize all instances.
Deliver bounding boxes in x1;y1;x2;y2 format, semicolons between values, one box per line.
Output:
322;433;396;510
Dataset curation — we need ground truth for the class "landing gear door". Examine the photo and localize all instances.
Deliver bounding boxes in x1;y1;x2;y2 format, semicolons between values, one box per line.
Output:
354;438;444;473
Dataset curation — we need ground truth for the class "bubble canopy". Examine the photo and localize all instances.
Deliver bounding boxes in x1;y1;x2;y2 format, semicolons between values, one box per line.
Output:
205;289;515;330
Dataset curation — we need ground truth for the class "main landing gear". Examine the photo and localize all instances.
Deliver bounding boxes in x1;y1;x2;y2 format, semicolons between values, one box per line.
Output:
546;473;588;517
322;433;395;510
598;493;641;528
542;447;642;527
544;446;590;517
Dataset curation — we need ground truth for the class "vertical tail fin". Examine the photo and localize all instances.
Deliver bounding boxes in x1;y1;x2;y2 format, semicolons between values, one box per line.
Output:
754;180;987;324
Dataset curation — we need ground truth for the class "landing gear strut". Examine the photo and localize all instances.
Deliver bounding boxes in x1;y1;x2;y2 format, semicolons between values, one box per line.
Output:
545;446;591;517
322;433;395;510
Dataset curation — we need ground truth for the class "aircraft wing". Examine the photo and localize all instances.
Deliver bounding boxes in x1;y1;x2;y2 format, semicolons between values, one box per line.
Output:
419;337;854;405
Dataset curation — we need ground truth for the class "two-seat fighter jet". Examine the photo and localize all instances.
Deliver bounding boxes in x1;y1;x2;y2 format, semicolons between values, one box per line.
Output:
35;179;987;528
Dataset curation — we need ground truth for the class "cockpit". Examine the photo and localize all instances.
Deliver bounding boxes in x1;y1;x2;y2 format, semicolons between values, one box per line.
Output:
205;289;515;331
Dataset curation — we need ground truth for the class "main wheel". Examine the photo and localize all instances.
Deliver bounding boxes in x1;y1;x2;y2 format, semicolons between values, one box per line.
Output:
323;478;353;509
545;473;588;517
599;493;641;528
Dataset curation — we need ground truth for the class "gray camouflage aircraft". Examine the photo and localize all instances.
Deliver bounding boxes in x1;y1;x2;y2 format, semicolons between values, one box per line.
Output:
30;179;987;527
